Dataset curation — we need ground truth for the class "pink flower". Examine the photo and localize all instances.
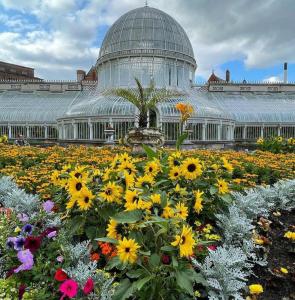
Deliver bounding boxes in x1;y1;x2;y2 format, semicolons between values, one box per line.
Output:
59;279;78;299
83;278;94;295
207;245;217;251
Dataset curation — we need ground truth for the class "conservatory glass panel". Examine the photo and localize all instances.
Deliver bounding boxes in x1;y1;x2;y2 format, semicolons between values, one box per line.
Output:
77;123;89;140
48;127;58;139
11;126;26;138
234;126;243;139
246;126;260;139
162;122;180;141
0;126;8;136
29;126;45;139
264;127;278;138
64;124;74;140
93;122;108;140
281;127;295;138
206;124;218;141
187;123;202;141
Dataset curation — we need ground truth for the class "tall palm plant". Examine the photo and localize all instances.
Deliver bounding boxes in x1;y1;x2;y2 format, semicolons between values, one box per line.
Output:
106;78;184;128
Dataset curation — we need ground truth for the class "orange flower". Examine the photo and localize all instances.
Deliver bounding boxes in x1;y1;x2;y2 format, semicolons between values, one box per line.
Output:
100;242;113;256
90;252;100;261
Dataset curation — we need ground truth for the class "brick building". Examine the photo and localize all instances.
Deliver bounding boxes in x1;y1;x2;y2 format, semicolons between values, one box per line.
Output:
0;61;41;81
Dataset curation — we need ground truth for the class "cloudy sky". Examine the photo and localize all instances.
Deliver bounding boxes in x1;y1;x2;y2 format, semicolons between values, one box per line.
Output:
0;0;294;82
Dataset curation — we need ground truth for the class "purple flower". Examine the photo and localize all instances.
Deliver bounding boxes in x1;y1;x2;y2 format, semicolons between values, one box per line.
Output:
47;231;57;239
6;237;16;249
14;237;25;251
17;213;29;223
22;224;33;235
14;249;34;273
43;200;54;213
56;255;64;263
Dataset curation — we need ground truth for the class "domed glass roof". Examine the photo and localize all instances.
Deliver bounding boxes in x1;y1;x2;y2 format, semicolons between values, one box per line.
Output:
98;6;195;60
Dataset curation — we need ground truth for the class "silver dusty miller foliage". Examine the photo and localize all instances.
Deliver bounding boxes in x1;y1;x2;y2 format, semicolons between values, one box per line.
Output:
194;179;295;300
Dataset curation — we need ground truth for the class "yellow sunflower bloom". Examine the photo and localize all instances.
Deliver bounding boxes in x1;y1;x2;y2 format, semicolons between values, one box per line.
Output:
171;225;195;257
66;197;76;210
168;151;182;168
173;184;188;197
249;284;263;295
175;202;188;220
77;188;94;211
100;182;122;203
135;174;155;189
67;176;86;196
107;219;124;240
162;205;174;219
150;193;161;204
124;171;135;189
117;161;137;176
169;166;181;181
69;166;88;181
221;157;234;173
181;158;203;180
125;189;140;203
144;159;161;176
216;179;229;194
194;190;204;214
117;237;140;264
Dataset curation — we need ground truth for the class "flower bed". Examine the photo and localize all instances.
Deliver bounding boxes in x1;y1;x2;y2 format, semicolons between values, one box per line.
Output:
0;145;295;299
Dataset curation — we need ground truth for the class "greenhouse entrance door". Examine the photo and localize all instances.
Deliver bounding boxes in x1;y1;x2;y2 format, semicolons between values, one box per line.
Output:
149;109;157;128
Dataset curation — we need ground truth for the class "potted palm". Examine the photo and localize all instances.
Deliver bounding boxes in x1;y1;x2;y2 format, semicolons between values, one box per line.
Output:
107;78;183;152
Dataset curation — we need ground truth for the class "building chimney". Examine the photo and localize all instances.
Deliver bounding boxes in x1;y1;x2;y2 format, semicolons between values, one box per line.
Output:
284;62;288;84
226;69;230;82
77;70;86;82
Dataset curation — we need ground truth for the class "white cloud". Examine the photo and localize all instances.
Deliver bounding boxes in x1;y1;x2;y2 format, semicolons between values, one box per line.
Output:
263;76;282;83
1;0;295;80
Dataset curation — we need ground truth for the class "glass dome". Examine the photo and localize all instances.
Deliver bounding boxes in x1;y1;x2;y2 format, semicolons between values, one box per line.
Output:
99;6;195;61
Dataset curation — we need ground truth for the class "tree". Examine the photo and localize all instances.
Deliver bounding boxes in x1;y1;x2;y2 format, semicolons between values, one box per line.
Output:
106;78;184;128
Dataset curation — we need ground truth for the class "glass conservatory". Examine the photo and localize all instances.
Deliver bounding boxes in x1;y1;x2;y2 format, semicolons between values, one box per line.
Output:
0;5;294;145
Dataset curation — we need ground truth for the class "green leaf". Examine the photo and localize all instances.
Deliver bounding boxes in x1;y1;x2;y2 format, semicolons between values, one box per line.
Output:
176;270;194;295
220;194;233;204
155;227;167;240
96;237;118;244
127;269;146;279
209;186;218;195
138;250;151;256
135;276;154;291
141;144;157;159
113;279;135;300
68;216;85;235
161;191;168;207
106;256;121;270
149;253;160;267
113;210;143;223
161;245;176;252
176;132;188;150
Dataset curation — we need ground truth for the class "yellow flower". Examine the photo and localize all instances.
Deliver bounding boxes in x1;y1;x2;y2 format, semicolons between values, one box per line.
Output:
175;202;188;220
14;226;21;233
77;188;94;211
66;197;76;210
257;138;264;144
119;152;132;163
107;219;124;240
117;161;137;176
117;237;140;264
280;267;288;274
211;164;219;171
135;174;155;189
194;190;204;214
171;225;195;257
137;199;152;211
69;166;88;181
169;166;181;181
249;284;263;295
216;179;229;194
100;182;121;203
125;189;140;203
203;224;213;233
222;157;234;173
194;290;201;298
144;159;161;176
173;184;188;197
162;205;174;219
124;171;135;189
181;158;202;180
67;176;86;196
284;231;295;240
150;193;161;204
168;151;182;168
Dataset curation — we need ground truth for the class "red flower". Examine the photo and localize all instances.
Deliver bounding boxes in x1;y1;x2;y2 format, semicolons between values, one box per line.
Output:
90;253;100;262
207;245;217;251
161;254;171;265
83;278;94;295
24;236;41;254
54;268;68;282
59;279;78;298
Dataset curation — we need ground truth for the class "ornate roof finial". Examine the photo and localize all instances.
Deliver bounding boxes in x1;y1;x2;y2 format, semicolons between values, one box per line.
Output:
145;0;148;7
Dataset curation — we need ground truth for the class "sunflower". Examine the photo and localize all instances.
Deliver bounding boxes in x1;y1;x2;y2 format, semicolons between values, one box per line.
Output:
216;179;229;194
137;199;152;211
181;158;202;180
107;219;125;240
66;197;77;210
117;237;140;264
168;152;182;168
69;166;88;181
150;193;161;204
100;182;122;203
77;188;94;211
61;164;72;174
144;159;161;176
90;169;102;183
135;174;155;189
194;190;204;214
162;205;174;219
67;176;85;196
221;158;233;173
175;202;188;220
117;161;137;176
169;166;181;181
125;189;140;203
124;171;135;189
171;225;195;257
172;184;188;197
119;153;132;163
51;170;65;187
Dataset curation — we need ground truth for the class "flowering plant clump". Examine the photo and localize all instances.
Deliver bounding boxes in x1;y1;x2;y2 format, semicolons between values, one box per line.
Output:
0;134;8;143
257;136;295;153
